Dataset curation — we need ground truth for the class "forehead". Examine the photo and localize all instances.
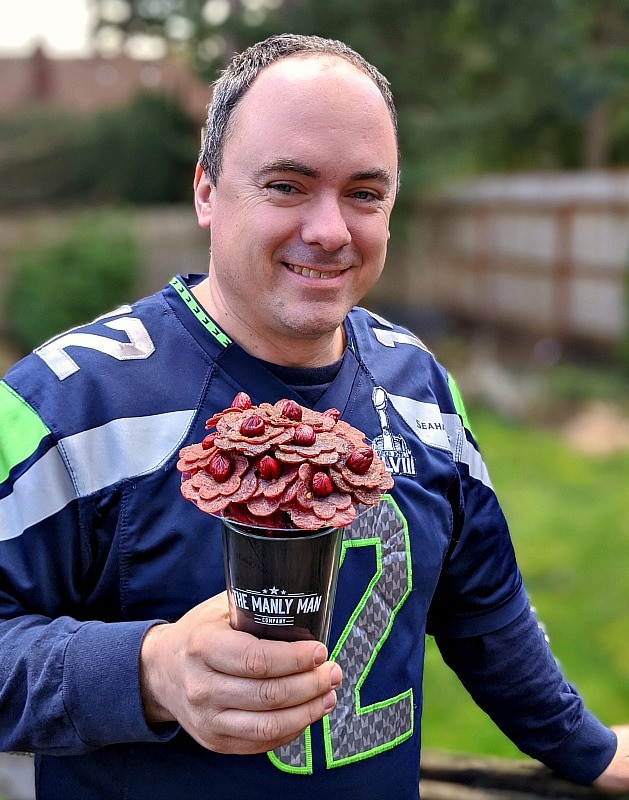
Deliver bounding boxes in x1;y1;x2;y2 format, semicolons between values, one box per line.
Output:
247;54;388;113
223;55;398;178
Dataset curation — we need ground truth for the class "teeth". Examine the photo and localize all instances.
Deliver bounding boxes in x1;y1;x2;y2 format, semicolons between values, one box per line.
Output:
286;264;341;280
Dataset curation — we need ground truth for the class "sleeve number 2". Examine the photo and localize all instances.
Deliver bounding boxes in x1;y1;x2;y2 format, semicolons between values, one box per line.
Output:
35;308;155;380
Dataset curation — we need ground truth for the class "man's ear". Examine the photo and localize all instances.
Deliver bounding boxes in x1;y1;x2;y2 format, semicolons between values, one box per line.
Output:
194;164;212;229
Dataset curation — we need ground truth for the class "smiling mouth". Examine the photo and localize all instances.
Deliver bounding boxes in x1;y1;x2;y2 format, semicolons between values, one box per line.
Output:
284;263;343;280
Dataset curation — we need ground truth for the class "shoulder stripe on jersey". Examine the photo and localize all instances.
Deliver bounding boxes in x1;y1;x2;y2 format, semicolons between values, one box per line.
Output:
373;328;429;351
447;373;474;438
441;412;493;490
0;381;51;483
0;446;76;541
60;410;195;497
386;393;493;490
0;409;195;542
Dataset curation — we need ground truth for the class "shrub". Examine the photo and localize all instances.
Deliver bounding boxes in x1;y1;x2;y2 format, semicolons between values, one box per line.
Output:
4;210;139;353
0;92;197;210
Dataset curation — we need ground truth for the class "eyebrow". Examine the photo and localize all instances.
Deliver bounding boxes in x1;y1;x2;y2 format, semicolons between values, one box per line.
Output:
256;158;319;180
255;159;395;192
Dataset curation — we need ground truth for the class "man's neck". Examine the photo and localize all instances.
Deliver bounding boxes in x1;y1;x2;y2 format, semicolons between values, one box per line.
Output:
191;278;346;367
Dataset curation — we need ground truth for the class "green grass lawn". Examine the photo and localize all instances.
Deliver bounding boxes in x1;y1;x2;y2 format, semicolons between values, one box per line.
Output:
421;406;629;757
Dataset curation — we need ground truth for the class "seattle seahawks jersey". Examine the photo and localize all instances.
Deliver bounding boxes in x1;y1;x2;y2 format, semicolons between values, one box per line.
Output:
0;274;606;799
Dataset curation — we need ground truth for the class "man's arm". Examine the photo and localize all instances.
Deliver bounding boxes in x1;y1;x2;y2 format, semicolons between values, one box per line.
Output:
0;592;340;755
0;613;171;754
139;591;341;754
436;606;617;786
433;374;625;788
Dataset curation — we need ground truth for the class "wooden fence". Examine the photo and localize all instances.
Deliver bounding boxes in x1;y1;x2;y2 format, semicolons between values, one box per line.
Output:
420;750;628;800
2;172;629;349
405;171;629;344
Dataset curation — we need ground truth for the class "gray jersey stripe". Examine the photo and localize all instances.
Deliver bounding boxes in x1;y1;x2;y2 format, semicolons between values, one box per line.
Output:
441;412;493;490
386;393;493;490
0;410;195;542
60;410;195;497
0;447;76;542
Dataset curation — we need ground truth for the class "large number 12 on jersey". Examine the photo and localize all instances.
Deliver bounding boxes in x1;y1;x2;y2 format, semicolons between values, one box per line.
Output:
35;307;155;380
270;498;413;774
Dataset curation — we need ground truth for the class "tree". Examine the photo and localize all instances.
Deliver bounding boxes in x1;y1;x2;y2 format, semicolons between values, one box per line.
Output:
87;0;629;220
89;0;284;79
563;0;629;167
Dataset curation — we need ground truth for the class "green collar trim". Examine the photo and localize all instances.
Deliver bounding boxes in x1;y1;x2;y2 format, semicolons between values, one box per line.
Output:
170;277;232;349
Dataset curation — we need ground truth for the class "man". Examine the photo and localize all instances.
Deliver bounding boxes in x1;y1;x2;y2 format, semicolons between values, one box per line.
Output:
0;33;627;800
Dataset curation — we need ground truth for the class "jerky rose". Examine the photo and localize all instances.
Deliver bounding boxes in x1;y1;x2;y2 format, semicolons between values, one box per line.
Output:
177;393;394;530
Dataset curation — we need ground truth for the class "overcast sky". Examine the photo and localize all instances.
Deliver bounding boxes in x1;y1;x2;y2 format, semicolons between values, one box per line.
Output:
0;0;93;57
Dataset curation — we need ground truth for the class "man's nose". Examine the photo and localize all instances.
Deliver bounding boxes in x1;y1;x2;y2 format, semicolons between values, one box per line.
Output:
300;196;352;251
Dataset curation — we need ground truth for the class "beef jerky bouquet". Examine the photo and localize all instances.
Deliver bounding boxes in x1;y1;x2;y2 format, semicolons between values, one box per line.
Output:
177;393;394;642
177;392;394;531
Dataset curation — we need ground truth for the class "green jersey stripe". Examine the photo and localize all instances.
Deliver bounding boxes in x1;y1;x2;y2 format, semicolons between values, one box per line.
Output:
447;373;474;438
0;381;51;483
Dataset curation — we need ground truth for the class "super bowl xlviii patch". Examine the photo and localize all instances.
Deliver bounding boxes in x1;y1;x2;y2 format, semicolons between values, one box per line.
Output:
371;387;416;477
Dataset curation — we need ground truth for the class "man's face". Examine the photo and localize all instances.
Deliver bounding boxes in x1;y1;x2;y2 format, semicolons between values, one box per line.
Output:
195;54;399;366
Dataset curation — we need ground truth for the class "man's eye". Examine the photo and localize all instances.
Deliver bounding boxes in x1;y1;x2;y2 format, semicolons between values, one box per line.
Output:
352;190;378;201
270;183;297;194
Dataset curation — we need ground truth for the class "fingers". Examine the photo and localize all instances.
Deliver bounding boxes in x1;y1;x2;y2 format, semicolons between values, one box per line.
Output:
188;593;330;680
209;660;342;712
205;627;331;680
141;593;344;755
183;623;343;754
199;687;339;754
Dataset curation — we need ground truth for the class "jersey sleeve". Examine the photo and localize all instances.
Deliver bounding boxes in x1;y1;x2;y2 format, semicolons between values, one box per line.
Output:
426;375;528;638
0;379;175;754
436;607;617;785
427;377;615;784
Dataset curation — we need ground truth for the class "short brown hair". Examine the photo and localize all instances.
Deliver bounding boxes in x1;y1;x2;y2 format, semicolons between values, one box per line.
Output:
199;33;399;188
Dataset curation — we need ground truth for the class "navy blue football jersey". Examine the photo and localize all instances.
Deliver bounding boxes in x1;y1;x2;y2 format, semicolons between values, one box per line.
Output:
0;274;530;799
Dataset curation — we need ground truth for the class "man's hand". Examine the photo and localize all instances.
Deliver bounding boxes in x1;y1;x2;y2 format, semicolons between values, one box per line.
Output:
593;726;629;793
139;591;342;754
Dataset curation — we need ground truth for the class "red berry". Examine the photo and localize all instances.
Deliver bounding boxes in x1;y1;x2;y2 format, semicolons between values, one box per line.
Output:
277;399;302;421
258;455;282;480
232;392;252;410
201;433;216;450
346;446;374;474
207;452;231;482
312;472;333;497
239;415;265;437
293;424;316;447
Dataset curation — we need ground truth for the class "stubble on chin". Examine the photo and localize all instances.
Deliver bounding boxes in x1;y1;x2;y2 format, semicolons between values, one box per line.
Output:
272;296;348;339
